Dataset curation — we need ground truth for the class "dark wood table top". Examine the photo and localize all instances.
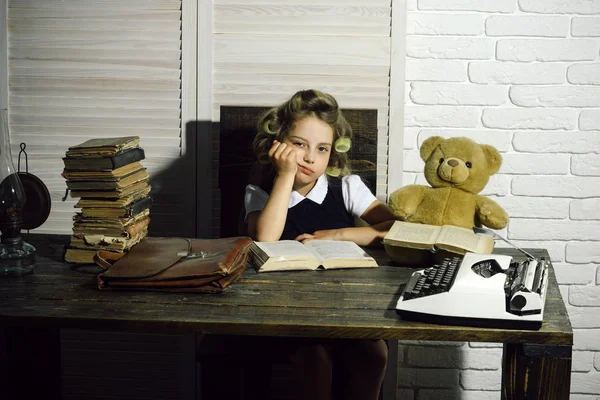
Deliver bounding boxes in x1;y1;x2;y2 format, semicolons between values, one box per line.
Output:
0;234;572;345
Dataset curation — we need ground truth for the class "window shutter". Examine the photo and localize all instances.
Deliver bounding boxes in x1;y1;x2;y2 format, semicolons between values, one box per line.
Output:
7;0;194;236
211;0;393;199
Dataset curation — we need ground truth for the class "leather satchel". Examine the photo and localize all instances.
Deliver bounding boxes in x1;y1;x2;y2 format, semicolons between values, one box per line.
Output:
95;236;253;293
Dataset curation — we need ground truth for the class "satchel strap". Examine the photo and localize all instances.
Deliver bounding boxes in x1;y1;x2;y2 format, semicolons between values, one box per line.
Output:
94;250;127;270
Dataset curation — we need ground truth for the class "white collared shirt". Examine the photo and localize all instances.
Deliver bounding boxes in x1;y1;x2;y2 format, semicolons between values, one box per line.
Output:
244;174;377;219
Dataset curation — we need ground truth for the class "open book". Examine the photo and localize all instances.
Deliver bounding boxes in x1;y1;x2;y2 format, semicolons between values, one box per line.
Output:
383;221;494;255
249;240;378;272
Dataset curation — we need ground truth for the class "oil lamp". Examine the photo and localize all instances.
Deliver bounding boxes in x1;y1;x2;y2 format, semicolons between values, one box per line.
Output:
0;109;35;276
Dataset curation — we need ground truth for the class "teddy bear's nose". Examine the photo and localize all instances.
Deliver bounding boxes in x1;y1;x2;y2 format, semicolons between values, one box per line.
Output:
448;159;458;167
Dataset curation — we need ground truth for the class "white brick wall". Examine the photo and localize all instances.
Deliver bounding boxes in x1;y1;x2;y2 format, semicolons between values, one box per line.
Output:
399;0;600;398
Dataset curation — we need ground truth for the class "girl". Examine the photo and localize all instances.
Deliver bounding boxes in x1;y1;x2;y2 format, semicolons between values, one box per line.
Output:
246;89;396;246
244;89;398;400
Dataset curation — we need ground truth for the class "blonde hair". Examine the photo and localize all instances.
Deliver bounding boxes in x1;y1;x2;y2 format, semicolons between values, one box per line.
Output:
252;89;353;183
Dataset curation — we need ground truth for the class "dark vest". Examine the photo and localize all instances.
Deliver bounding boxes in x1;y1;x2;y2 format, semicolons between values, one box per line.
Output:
278;178;355;240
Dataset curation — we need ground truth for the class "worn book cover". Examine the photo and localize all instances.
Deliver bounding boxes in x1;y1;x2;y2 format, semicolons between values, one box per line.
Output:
249;240;378;272
80;196;153;218
62;161;144;180
75;186;151;208
66;169;149;191
63;147;145;171
69;228;148;253
73;208;150;228
383;221;494;255
64;247;105;264
72;215;150;238
66;136;140;157
64;247;128;264
70;181;150;199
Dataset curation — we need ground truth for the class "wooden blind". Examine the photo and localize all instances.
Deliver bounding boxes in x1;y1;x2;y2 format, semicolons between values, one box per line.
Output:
7;0;192;236
211;0;393;200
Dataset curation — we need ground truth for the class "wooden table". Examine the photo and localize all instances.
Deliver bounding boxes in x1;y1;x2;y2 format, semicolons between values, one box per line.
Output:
0;235;573;400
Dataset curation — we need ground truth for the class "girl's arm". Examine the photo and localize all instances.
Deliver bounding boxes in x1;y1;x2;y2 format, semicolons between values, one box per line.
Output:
295;200;399;247
247;141;297;241
248;173;295;241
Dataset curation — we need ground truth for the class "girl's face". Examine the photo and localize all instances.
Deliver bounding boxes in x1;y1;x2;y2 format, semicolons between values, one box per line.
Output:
282;116;334;193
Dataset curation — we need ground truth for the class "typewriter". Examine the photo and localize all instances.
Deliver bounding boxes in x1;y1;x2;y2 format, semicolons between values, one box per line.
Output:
395;251;550;330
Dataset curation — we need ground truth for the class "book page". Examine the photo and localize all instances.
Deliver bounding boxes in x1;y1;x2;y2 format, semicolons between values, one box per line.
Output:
254;240;314;259
383;221;440;248
304;240;369;261
436;225;494;254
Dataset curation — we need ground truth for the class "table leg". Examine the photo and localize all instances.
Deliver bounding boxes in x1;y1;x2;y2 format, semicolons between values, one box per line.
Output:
382;339;398;400
501;343;572;400
0;327;62;400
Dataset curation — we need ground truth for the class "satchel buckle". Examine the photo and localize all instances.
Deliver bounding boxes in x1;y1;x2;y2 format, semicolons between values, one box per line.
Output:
177;251;210;259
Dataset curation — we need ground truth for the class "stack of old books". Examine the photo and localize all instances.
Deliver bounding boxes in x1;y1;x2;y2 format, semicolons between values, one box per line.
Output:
62;136;152;263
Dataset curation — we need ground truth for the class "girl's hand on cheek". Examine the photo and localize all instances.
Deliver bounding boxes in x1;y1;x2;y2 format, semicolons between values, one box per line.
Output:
269;140;298;176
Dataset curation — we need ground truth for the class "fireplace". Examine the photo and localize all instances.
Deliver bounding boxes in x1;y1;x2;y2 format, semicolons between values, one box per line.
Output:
216;106;379;238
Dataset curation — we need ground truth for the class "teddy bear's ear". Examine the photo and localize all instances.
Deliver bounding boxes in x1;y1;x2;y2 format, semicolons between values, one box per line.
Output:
420;136;445;161
482;144;502;175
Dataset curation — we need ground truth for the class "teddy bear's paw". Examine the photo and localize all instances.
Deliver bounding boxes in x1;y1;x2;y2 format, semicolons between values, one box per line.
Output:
388;185;429;220
388;205;410;220
479;204;509;229
479;203;494;216
483;219;509;230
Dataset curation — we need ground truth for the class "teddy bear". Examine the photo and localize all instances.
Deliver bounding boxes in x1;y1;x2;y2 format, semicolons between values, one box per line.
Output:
389;136;509;231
